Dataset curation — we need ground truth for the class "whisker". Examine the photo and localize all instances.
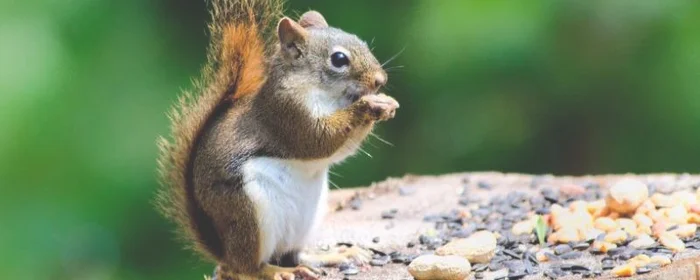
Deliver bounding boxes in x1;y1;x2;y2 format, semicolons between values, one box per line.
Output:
329;179;341;190
356;144;372;158
329;170;344;178
348;137;372;158
370;132;394;146
363;137;379;149
381;47;406;68
384;65;405;71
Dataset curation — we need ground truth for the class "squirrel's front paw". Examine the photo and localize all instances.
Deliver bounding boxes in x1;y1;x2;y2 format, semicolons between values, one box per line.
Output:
358;93;399;122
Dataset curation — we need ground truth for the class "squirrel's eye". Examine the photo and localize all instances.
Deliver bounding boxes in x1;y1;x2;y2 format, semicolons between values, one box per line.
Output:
330;52;350;68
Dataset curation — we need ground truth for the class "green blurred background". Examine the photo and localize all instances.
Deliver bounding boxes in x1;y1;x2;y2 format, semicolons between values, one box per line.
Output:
1;0;699;279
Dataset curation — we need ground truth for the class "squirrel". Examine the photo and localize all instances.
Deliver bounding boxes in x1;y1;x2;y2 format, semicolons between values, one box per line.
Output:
156;0;399;279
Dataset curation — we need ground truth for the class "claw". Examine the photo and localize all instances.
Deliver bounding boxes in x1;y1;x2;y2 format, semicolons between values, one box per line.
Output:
293;265;321;280
273;272;295;280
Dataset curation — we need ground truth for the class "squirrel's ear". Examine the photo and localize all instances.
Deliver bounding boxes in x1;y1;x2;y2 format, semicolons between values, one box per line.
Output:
299;11;328;29
277;17;308;59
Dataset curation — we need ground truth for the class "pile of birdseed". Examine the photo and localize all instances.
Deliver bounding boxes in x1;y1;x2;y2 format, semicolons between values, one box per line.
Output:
327;173;700;280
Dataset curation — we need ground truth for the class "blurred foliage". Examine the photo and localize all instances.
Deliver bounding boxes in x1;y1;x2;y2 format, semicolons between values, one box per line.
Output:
1;0;699;279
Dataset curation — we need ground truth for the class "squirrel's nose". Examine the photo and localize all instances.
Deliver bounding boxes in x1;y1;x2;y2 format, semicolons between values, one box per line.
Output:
373;72;386;89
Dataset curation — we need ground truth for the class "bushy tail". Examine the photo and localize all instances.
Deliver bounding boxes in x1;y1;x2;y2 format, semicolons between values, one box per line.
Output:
156;0;283;261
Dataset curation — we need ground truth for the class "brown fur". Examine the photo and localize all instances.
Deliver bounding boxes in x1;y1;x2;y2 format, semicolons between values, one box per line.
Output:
156;0;283;263
157;1;397;279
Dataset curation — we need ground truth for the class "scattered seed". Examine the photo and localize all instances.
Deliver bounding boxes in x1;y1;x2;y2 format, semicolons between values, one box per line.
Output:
636;266;652;274
381;210;397;219
612;264;635;277
573;242;590;250
554;244;572;255
524;251;538;266
544;268;568;279
569;265;591;273
478;181;492;190
472;263;488;272
488;260;504;271
370;257;389;266
508;271;528;279
391;254;409;264
409;176;700;280
686;242;700;249
339;263;359;275
404;255;417;265
559;251;583;260
503;260;526;273
544;252;560;261
503;249;522;259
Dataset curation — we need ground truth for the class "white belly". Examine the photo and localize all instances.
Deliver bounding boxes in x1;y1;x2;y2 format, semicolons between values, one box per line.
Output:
241;157;330;263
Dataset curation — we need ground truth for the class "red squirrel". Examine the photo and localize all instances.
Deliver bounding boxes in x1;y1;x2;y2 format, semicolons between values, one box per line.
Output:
157;1;398;279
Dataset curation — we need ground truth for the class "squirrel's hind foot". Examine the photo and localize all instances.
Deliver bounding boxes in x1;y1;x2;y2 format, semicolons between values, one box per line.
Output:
212;264;322;280
266;264;322;280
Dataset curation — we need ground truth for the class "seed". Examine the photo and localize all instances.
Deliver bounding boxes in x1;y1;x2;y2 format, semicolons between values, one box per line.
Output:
573;242;590;250
544;268;568;279
592;241;617;253
659;231;686;252
649;255;671;266
569;265;591;273
627;254;651;268
669;224;697;238
381;210;396;219
606;178;649;215
633;213;653;228
339;263;359;275
666;205;688;225
503;249;521;259
629;234;655;249
617;218;637;235
636;266;651;274
472;263;488;272
488;260;503;271
507;271;528;280
611;264;636;277
594;217;618;232
604;230;628;244
370;256;389;266
478;181;492;190
536;249;553;262
554;244;572;255
559;251;583;260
